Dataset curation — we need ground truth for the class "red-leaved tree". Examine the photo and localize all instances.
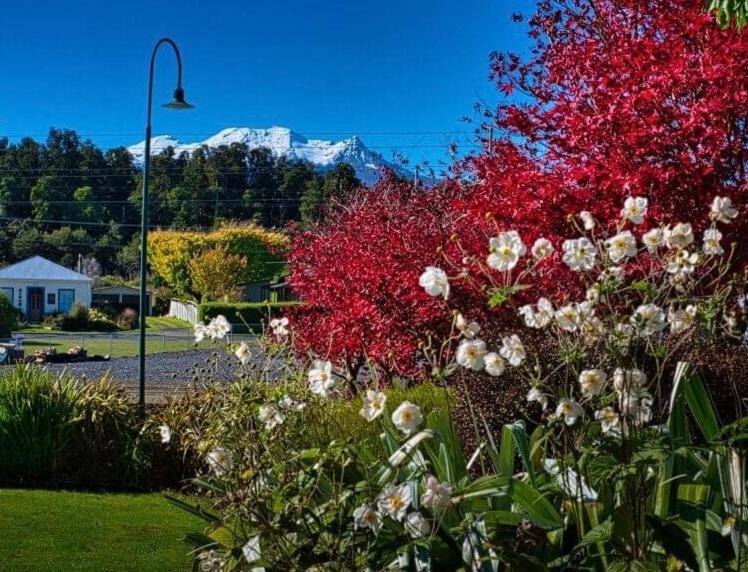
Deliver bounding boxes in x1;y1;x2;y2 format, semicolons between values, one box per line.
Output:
289;0;748;377
288;175;472;378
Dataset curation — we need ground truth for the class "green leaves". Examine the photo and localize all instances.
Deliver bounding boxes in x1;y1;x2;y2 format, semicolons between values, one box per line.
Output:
486;284;530;308
707;0;748;28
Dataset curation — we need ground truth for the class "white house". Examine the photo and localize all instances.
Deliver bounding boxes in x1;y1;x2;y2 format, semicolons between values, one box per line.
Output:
0;256;92;322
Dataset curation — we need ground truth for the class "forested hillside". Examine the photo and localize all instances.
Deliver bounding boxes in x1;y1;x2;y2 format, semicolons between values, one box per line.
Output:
0;128;361;278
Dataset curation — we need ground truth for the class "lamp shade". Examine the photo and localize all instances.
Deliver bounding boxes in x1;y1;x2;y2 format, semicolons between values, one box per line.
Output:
162;87;195;110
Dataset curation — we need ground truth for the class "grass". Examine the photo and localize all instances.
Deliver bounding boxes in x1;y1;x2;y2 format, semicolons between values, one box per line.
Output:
0;489;203;571
22;337;195;359
16;316;196;358
18;316;193;335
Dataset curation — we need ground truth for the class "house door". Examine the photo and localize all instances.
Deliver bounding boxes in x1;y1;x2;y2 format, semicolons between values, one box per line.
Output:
27;287;44;323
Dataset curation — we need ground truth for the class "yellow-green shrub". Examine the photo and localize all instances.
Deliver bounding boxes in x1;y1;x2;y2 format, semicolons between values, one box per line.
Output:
148;225;289;298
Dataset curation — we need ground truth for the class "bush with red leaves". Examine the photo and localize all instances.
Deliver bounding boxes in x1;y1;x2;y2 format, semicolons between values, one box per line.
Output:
289;0;748;378
288;176;473;378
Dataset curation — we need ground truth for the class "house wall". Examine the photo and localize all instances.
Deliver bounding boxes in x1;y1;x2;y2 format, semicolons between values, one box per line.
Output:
0;278;91;316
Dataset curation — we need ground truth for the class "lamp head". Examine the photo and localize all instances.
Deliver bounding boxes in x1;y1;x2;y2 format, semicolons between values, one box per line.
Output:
162;87;195;110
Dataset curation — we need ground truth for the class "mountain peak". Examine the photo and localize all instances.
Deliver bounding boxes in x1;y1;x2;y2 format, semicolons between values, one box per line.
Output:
127;126;408;184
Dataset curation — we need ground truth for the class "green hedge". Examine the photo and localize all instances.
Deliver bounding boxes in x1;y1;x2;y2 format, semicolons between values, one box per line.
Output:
197;301;300;333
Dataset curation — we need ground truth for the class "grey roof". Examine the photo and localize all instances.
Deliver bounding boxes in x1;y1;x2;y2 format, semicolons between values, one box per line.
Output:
0;256;92;282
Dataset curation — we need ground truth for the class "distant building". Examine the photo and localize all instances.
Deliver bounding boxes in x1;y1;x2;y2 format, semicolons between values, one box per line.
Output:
0;256;92;322
92;285;154;316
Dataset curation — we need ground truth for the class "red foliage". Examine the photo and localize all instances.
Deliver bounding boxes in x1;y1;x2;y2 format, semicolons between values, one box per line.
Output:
288;176;467;377
290;0;748;375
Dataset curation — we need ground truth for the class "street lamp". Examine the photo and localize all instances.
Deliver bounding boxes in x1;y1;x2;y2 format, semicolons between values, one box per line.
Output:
138;38;194;406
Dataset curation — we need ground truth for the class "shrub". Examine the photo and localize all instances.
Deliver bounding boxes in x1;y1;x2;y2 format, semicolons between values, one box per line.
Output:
60;376;140;486
116;307;138;330
0;366;81;482
52;303;118;332
288;176;464;379
0;293;18;338
148;225;289;299
198;301;299;333
187;245;247;302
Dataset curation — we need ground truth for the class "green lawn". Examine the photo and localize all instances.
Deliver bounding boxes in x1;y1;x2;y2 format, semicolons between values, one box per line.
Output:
16;316;196;358
22;336;194;359
0;489;204;571
18;316;193;334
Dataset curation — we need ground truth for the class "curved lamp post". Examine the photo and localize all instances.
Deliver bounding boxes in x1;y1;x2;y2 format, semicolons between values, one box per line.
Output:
138;38;194;406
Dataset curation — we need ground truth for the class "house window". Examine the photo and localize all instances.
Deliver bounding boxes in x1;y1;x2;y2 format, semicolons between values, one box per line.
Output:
47;293;56;305
58;289;75;314
0;288;13;304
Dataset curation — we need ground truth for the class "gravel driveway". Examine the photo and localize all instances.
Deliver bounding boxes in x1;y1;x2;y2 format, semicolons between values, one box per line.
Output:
29;349;248;402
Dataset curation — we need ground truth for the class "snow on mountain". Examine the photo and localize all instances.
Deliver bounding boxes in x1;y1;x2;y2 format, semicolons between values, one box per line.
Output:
127;126;410;184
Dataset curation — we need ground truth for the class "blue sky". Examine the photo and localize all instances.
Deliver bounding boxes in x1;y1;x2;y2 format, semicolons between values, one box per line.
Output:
0;0;534;168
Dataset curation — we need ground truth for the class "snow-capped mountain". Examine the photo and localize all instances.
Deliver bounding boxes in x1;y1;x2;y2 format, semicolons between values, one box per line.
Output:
127;126;410;184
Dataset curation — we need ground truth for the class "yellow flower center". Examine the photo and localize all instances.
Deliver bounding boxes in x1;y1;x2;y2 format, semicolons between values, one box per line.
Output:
389;495;405;510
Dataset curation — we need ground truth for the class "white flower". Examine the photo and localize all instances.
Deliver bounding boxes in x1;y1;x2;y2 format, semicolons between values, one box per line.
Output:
669;305;697;334
234;341;251;365
279;394;306;411
391;401;423;435
555;303;581;332
258;404;285;430
703;228;724;256
193;323;208;344
206;447;232;475
269;316;290;338
308;360;335;397
579;369;607;397
377;483;412;522
666;249;699;275
610;322;634;354
487;231;527;272
527;387;548;410
554;301;593;332
206;315;231;340
631;304;667;336
586;286;600;305
353;504;382;534
455;313;481;339
642;228;664;252
580;316;606;343
405;512;431;538
579;211;596;230
499;334;525;366
600;265;625;282
595;407;620;434
721;515;737;537
519;297;554;328
484;352;506;377
556;398;584;425
621;196;648;224
620;396;652;427
242;536;262;564
531;237;554;260
711;196;738;224
562;237;597;271
158;424;172;444
664;223;694;249
421;475;453;509
419;266;450;299
605;230;637;263
613;368;647;398
456;339;487;371
360;390;387;422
